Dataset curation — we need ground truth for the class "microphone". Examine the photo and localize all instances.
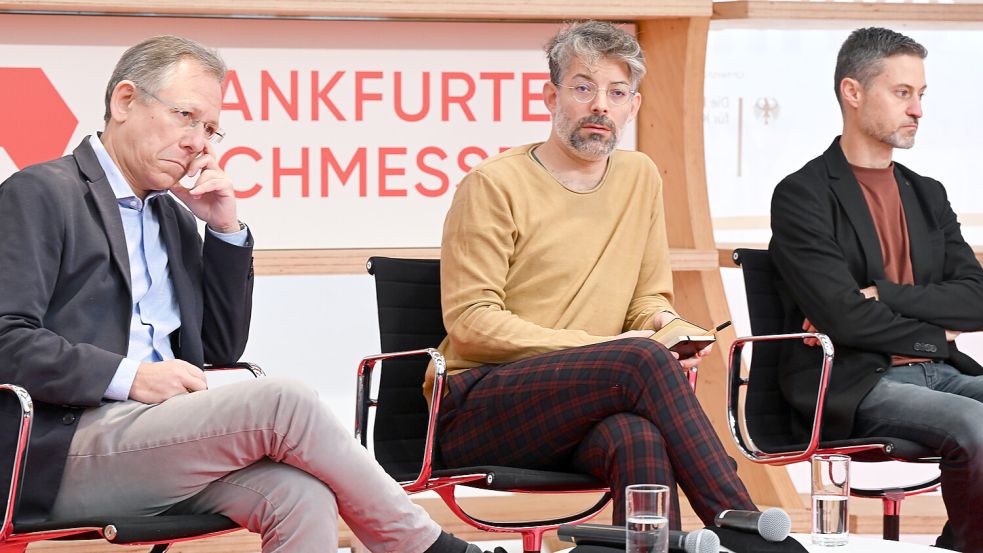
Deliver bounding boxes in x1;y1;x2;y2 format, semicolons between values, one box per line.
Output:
557;523;720;553
714;507;791;542
669;528;721;553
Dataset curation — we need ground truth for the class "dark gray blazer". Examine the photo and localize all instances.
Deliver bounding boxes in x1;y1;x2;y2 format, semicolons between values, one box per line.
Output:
0;138;253;522
769;137;983;441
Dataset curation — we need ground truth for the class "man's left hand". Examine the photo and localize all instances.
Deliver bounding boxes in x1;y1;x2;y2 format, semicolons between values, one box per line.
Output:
649;310;678;331
170;141;239;232
860;285;879;301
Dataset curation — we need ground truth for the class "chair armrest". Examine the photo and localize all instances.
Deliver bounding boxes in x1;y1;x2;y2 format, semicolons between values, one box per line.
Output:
726;333;834;464
203;362;265;378
0;384;33;541
355;348;446;490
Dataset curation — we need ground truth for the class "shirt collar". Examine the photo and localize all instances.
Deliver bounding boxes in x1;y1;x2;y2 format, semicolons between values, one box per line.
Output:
88;134;167;207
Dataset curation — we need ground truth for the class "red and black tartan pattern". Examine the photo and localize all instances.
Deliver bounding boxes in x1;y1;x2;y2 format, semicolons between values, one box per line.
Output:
437;337;756;526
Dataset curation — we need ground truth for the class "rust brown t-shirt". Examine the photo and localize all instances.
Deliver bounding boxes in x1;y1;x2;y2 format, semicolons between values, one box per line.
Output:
851;163;928;365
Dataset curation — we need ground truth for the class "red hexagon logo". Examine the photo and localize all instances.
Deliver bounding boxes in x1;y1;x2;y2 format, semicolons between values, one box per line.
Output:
0;68;78;169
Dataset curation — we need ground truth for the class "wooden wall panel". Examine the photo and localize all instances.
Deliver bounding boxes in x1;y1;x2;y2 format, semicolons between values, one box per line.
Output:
636;17;800;509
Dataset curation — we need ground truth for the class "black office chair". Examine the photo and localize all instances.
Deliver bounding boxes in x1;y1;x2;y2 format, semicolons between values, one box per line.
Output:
726;248;940;541
0;363;264;553
356;257;611;553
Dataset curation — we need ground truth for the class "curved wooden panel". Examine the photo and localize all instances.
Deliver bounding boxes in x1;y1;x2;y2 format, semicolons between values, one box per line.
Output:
636;17;801;510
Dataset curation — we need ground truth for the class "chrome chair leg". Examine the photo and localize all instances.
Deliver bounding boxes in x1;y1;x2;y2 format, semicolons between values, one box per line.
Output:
521;528;545;553
882;489;905;541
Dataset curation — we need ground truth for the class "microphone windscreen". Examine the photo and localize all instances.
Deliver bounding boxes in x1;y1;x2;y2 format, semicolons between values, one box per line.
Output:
756;508;792;542
684;528;721;553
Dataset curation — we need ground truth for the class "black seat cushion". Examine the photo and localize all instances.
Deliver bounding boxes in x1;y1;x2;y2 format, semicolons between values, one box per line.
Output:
18;513;237;544
391;465;605;492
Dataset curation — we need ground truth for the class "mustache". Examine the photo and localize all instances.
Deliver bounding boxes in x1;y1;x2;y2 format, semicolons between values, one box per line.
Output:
579;114;616;130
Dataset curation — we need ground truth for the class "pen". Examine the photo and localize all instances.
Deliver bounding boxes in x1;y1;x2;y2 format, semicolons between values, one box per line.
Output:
705;321;732;335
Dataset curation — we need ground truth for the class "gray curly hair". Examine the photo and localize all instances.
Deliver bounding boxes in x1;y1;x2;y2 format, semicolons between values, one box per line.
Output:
546;21;646;90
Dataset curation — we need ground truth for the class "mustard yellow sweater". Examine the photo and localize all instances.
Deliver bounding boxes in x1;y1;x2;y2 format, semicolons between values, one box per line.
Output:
426;143;675;399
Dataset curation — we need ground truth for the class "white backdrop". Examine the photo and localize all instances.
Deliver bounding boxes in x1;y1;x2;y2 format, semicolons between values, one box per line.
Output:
0;14;635;248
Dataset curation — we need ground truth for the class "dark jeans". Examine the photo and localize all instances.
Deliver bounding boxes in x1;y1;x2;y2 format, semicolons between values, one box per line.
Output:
854;362;983;551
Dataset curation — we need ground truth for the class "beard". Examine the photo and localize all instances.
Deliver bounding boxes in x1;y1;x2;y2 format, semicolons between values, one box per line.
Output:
554;111;619;160
862;115;918;150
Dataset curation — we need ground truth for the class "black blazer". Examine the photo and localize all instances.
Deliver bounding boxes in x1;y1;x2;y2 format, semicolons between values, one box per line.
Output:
769;137;983;441
0;138;254;521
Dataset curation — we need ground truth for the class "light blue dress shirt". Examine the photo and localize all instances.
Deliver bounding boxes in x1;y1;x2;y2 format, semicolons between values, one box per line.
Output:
88;135;248;400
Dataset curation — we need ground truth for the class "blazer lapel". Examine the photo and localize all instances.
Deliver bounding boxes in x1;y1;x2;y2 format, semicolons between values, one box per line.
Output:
895;165;932;284
823;139;886;282
74;138;131;292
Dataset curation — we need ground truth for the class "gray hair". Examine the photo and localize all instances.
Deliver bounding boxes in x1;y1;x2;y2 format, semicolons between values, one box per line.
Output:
104;35;226;123
834;27;927;105
546;21;646;90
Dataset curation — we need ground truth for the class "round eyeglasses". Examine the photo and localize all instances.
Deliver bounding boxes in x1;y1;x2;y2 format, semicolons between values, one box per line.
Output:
554;81;635;106
136;85;226;143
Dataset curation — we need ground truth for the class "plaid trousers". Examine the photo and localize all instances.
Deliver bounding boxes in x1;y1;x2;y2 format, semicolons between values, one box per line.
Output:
437;337;755;526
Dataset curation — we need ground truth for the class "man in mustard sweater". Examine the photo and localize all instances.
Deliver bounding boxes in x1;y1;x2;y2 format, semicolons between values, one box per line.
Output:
431;21;756;527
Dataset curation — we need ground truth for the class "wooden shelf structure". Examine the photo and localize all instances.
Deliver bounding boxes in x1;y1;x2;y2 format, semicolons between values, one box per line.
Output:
0;0;710;19
714;0;983;22
38;0;979;524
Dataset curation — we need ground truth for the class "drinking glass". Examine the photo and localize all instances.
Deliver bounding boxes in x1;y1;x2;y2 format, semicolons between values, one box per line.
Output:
626;484;669;553
811;454;850;546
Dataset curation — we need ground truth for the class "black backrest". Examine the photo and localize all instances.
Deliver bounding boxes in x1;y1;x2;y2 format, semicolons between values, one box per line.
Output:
366;257;445;478
733;248;796;452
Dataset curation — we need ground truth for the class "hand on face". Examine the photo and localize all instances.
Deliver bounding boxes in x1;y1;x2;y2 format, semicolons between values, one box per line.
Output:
106;60;237;230
169;141;240;233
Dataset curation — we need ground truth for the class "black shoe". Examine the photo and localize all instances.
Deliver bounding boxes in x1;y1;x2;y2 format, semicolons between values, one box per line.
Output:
934;521;956;550
465;546;508;553
428;532;509;553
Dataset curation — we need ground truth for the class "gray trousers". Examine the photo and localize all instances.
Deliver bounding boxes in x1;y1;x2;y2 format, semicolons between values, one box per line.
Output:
854;361;983;552
50;378;441;553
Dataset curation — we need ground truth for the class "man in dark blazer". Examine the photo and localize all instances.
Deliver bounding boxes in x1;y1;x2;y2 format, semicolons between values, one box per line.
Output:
0;36;498;553
770;27;983;551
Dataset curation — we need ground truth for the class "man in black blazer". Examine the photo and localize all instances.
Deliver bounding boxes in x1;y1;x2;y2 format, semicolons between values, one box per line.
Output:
0;36;497;553
769;27;983;551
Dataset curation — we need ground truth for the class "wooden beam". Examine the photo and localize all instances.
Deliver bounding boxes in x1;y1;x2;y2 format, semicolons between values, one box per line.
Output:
0;0;711;19
252;247;720;275
636;17;801;510
713;0;983;22
254;245;983;275
254;248;440;276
